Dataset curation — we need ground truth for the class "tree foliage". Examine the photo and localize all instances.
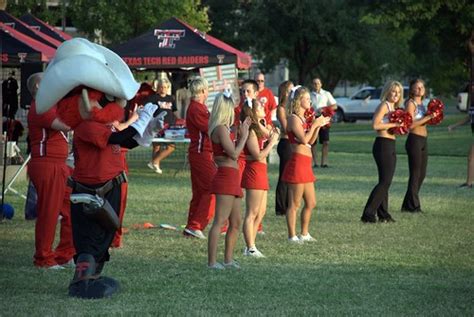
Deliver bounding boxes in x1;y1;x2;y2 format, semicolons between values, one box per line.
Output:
205;0;412;91
4;0;62;24
68;0;210;45
360;0;474;95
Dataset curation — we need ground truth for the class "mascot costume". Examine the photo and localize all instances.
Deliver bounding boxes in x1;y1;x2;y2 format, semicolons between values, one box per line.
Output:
36;38;158;299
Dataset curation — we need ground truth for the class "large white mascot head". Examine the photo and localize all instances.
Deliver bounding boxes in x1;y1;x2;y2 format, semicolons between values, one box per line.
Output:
36;38;139;114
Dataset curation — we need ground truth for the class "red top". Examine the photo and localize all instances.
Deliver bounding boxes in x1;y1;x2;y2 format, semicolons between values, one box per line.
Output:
288;115;311;144
243;135;267;157
257;88;277;125
212;129;235;157
27;100;68;160
186;99;212;153
72;121;123;184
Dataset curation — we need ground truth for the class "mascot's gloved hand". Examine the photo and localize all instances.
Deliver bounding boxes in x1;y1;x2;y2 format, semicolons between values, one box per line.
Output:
131;103;158;137
133;116;160;147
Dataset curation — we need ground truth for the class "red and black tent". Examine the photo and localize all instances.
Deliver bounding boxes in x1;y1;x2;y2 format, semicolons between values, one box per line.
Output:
19;13;72;43
0;10;61;48
112;17;251;70
0;22;56;65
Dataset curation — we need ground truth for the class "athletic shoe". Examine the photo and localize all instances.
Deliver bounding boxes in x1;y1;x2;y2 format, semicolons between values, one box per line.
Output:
47;264;65;270
288;236;303;244
208;262;225;270
223;260;241;269
459;183;472;189
154;165;163;174
147;162;163;174
61;259;75;268
244;246;265;258
298;233;316;242
183;228;206;239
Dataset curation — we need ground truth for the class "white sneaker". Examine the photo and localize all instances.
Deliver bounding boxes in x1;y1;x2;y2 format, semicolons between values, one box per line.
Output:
223;260;241;269
154;165;163;174
47;264;65;270
208;262;225;270
147;162;163;174
298;233;316;242
244;246;265;258
288;236;303;244
61;259;75;268
184;228;206;239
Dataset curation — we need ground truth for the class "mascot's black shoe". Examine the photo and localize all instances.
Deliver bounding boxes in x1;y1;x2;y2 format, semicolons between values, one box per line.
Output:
68;254;119;299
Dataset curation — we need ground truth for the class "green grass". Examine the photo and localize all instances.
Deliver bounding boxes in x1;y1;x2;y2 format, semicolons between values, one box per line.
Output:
1;112;473;316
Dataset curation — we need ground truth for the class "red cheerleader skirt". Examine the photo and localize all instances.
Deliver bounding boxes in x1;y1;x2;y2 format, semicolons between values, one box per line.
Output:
211;166;243;198
281;152;316;184
241;161;270;190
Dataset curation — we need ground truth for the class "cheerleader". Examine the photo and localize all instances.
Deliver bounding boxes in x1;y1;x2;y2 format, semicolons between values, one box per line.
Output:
207;92;250;269
241;98;280;257
401;79;438;212
361;81;404;223
282;87;330;242
275;80;294;216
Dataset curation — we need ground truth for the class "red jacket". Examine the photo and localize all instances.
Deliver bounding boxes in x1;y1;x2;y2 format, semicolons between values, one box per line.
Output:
186;99;212;153
27;100;68;160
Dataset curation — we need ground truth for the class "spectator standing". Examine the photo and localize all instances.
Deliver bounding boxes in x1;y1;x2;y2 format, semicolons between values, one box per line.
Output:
183;77;216;239
2;71;19;119
144;77;179;174
26;72;75;269
310;78;337;168
275;80;294;216
255;73;277;126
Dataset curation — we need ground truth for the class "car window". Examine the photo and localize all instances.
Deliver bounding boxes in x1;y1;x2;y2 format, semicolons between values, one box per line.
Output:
353;89;371;100
371;89;382;99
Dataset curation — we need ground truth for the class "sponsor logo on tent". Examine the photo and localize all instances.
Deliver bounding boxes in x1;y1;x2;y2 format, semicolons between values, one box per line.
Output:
216;55;225;64
17;52;27;63
154;29;185;48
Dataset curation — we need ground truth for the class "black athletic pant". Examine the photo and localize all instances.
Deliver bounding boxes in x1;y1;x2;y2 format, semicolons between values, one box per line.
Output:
402;134;427;212
71;182;121;263
362;137;396;221
275;138;292;215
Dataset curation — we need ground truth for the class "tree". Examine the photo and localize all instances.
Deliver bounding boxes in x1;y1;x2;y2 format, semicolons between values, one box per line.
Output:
205;0;411;91
360;0;474;95
4;0;62;25
68;0;210;45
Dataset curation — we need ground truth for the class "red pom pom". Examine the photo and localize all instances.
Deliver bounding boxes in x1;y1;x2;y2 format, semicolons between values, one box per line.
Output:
388;109;412;135
425;98;444;125
320;106;335;128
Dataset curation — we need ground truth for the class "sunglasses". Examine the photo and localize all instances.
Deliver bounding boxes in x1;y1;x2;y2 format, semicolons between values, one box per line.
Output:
256;80;265;83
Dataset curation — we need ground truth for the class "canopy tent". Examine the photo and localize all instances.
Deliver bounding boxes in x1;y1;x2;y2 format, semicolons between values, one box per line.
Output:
0;10;61;48
19;13;72;43
0;22;56;65
112;17;251;70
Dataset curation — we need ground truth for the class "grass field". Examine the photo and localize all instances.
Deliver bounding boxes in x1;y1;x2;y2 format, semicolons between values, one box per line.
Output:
0;111;473;316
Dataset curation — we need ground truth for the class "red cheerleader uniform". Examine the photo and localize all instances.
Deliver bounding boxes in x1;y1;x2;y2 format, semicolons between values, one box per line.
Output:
210;132;243;197
281;118;316;184
241;136;270;190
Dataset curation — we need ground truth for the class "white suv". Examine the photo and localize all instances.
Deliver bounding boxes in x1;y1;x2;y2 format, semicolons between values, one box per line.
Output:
334;86;427;123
